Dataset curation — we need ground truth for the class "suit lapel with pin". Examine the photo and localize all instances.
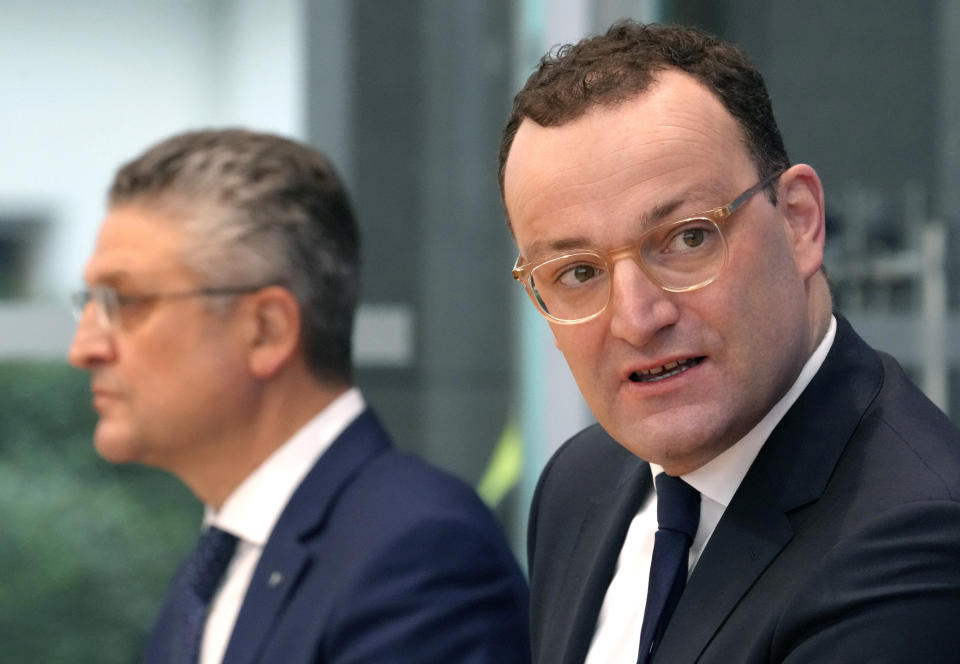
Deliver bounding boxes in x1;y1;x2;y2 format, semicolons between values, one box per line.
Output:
220;411;388;663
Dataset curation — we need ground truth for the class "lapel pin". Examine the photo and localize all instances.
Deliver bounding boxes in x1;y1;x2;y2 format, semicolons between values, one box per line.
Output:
268;571;285;588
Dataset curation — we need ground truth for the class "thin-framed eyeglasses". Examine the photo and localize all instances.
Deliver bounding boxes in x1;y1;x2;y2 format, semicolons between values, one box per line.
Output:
71;284;270;331
512;170;784;325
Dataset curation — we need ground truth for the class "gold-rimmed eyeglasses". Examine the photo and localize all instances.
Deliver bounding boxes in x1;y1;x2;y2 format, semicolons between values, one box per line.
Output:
512;170;783;324
71;284;270;331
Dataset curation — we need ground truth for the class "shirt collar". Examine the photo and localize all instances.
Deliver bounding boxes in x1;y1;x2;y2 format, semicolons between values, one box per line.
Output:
680;315;837;507
204;387;366;545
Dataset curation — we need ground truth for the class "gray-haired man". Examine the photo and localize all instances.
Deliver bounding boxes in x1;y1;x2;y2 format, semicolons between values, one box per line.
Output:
70;129;530;663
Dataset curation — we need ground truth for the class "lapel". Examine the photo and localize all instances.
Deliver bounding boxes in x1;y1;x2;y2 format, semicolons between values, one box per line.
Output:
221;410;391;664
654;315;884;662
553;453;652;664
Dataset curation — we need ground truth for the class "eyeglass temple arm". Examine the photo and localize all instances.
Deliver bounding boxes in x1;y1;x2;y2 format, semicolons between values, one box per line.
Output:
727;168;785;215
511;255;527;281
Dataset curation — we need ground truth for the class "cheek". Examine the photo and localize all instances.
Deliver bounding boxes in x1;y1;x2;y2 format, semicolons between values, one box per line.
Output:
725;224;803;309
550;324;610;393
120;325;226;401
713;240;809;375
552;324;595;362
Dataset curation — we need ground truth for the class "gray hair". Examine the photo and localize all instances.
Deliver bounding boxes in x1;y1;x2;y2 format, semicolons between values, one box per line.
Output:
109;128;359;383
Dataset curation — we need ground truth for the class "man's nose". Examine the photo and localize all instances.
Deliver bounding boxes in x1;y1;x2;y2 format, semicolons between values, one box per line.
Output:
607;257;680;346
68;306;115;368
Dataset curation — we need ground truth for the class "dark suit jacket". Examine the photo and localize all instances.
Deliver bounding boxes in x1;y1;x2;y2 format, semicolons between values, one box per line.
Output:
528;315;960;663
145;410;530;663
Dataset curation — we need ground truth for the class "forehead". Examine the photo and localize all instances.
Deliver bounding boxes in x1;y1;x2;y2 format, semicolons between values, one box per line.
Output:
504;70;756;257
84;203;191;285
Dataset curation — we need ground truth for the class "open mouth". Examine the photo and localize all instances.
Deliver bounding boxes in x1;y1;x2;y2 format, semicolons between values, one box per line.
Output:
629;357;704;383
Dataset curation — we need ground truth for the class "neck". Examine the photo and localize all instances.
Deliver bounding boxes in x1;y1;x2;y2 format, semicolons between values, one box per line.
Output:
177;370;350;510
807;272;834;351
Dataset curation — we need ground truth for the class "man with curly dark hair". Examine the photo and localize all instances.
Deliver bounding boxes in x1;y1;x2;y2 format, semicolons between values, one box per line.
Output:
501;21;960;664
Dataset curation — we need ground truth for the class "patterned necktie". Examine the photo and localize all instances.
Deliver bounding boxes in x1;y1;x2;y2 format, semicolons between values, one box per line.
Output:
177;526;238;664
637;472;700;663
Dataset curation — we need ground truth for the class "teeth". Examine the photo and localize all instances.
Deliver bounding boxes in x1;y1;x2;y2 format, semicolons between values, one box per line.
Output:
638;358;687;376
631;357;700;383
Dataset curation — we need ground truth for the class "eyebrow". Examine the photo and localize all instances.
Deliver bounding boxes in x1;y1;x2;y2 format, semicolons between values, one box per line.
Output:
521;196;689;262
82;267;138;288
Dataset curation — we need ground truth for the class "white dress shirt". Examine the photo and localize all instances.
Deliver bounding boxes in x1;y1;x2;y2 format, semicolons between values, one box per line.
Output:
198;387;366;664
585;317;837;664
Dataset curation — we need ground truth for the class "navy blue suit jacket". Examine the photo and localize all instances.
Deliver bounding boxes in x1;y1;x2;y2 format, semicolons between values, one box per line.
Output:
145;410;530;663
528;316;960;663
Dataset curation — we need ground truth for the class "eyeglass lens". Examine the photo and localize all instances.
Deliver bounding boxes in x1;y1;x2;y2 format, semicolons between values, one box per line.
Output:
71;287;117;330
527;217;726;322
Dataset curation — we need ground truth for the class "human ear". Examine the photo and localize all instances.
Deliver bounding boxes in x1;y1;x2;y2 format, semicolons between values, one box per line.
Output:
246;286;301;379
778;164;826;280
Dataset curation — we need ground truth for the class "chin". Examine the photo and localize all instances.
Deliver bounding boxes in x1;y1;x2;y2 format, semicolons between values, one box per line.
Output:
93;422;141;465
613;413;729;472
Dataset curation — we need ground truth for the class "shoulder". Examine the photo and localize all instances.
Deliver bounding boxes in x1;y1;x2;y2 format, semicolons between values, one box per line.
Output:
331;446;523;581
306;408;510;534
531;423;640;514
868;352;960;492
527;422;646;563
771;498;960;662
536;423;636;492
320;450;531;662
311;435;512;555
273;422;530;662
845;350;960;502
765;339;960;659
786;318;960;504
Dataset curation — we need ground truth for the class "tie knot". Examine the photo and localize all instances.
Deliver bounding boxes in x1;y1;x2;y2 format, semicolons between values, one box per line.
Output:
655;473;700;541
184;526;239;604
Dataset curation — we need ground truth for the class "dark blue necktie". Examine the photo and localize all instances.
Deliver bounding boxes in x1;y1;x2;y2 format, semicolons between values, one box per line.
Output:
637;473;700;663
176;526;238;664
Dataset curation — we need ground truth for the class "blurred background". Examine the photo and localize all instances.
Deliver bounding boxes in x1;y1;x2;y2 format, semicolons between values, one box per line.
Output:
2;0;958;660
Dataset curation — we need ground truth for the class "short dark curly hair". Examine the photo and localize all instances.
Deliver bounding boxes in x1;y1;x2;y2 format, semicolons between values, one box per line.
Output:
498;21;790;200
